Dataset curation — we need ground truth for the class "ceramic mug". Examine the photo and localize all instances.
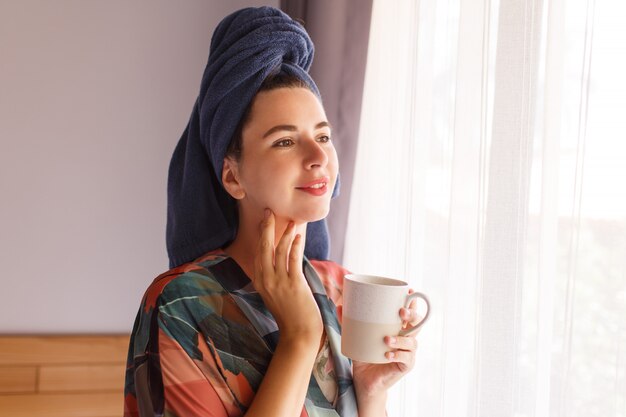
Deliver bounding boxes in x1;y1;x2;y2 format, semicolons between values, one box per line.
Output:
341;274;430;363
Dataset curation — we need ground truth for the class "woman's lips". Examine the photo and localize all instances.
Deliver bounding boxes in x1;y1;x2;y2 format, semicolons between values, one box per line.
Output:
296;177;329;196
296;183;328;196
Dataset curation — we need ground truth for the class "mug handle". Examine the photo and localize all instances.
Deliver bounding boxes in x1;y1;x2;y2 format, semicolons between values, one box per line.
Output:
398;292;430;337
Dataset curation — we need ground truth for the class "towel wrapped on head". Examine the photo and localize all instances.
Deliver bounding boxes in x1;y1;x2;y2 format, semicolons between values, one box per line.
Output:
166;6;338;269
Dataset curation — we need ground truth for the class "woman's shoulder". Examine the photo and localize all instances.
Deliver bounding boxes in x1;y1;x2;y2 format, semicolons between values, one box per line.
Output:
309;258;351;283
308;258;352;306
139;249;232;310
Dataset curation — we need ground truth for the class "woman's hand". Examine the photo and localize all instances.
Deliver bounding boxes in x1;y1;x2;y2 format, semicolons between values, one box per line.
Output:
243;210;324;417
339;290;424;413
253;209;323;342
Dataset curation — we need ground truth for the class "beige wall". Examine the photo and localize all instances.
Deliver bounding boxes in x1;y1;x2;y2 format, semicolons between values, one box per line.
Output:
0;0;277;333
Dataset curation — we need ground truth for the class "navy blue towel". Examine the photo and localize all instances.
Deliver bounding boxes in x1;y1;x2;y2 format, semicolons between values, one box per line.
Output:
166;6;338;269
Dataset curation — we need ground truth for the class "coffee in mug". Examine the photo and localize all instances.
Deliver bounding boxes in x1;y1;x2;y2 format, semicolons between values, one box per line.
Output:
341;274;430;363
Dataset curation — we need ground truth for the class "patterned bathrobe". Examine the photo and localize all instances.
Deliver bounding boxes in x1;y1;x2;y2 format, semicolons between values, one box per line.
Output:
123;250;358;417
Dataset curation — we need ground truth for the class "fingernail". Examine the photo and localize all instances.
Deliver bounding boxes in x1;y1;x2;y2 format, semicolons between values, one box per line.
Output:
387;352;395;360
264;209;270;219
388;337;397;345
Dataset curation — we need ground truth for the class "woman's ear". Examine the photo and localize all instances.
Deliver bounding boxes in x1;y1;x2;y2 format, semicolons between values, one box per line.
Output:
222;157;246;200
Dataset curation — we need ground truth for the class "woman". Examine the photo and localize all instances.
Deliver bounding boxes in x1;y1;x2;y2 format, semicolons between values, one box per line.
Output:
124;7;422;417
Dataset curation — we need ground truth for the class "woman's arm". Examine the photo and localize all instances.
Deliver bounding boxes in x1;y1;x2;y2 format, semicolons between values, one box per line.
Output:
355;390;387;417
350;296;424;417
245;334;319;416
244;211;324;417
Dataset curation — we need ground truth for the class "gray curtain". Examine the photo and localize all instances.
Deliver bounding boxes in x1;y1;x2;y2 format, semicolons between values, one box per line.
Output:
281;0;373;262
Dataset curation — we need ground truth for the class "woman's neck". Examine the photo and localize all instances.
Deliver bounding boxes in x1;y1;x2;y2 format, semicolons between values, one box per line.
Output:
224;211;307;282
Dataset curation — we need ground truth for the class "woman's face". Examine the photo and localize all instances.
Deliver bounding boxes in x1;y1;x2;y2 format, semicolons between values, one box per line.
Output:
225;87;339;223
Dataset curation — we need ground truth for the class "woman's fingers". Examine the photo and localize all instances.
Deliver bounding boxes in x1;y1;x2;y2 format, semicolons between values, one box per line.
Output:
385;349;416;368
401;288;427;328
275;221;295;276
385;335;417;352
384;290;422;368
401;307;424;328
258;209;275;277
288;232;303;278
256;210;301;278
385;335;418;369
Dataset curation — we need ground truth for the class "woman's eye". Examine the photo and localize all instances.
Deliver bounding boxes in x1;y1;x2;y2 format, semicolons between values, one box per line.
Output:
273;138;294;147
317;135;331;143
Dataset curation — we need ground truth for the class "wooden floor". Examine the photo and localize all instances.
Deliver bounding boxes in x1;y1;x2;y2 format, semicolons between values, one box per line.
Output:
0;335;129;417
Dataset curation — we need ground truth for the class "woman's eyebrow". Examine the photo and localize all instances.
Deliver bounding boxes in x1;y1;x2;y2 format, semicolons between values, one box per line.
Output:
262;121;332;139
316;121;332;131
262;125;297;138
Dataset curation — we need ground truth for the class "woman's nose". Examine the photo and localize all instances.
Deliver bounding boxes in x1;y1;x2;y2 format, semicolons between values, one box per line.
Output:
302;137;329;169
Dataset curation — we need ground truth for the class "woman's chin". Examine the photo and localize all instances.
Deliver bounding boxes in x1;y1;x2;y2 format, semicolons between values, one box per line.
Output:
280;205;330;224
307;203;331;221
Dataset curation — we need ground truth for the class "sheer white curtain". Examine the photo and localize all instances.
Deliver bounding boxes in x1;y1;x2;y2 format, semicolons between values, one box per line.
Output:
343;0;626;416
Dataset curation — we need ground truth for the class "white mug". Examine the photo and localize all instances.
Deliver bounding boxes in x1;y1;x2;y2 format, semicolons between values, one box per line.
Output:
341;274;430;363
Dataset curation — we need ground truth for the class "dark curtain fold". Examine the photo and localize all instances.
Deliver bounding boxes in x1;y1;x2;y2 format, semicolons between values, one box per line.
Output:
280;0;373;262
